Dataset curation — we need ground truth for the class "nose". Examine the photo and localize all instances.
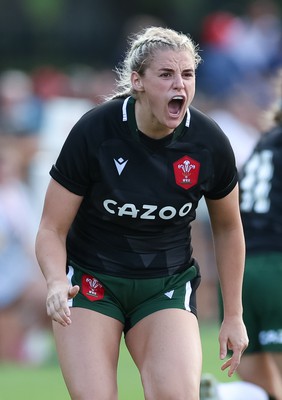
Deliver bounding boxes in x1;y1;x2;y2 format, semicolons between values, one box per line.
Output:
173;74;185;89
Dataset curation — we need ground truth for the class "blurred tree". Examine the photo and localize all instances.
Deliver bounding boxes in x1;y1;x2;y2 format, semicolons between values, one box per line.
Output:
0;0;33;69
23;0;65;27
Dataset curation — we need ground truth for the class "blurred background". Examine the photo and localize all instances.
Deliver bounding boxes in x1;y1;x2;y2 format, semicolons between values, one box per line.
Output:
0;0;281;371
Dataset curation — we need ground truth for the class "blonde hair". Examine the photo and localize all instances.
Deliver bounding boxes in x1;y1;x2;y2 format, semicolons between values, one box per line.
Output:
110;26;201;99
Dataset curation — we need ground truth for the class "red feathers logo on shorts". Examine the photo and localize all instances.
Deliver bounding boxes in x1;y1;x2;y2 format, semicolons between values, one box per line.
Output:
173;155;200;190
81;274;105;301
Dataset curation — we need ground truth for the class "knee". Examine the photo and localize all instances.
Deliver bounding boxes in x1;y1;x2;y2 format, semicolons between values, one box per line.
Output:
66;384;118;400
143;386;199;400
142;372;199;400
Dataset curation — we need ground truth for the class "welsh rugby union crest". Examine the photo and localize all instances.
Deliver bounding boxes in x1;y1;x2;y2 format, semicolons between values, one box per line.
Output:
173;155;200;189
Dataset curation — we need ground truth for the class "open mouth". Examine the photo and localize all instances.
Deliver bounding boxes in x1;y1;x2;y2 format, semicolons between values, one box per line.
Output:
168;96;185;116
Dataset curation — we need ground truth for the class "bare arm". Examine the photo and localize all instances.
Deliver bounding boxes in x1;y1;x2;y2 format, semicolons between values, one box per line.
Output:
206;183;248;376
35;178;83;326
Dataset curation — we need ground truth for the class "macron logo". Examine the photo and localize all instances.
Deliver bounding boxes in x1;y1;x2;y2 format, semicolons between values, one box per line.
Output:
114;157;128;175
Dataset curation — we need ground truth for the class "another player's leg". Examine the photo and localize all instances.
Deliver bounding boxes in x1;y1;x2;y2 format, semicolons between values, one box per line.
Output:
237;353;282;400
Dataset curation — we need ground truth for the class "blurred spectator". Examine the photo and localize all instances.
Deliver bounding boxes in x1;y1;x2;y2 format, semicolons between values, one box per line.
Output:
227;0;282;75
197;0;282;99
86;68;118;104
206;83;267;171
31;66;71;100
0;139;51;364
197;10;242;98
29;94;94;220
0;69;43;180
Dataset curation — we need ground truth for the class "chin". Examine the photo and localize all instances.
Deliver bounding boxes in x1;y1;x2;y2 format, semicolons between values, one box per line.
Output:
167;116;183;127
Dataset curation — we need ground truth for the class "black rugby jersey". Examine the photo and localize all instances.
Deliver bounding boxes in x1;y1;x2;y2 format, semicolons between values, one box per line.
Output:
240;124;282;253
50;97;237;278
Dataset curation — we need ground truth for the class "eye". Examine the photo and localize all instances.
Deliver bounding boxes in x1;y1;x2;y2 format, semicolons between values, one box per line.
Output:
160;72;172;78
183;71;194;79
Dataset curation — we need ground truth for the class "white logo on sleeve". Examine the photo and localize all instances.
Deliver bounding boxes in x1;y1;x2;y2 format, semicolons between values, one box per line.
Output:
114;157;128;175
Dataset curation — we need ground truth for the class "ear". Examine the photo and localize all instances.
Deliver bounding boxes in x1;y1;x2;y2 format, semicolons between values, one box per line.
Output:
131;71;144;92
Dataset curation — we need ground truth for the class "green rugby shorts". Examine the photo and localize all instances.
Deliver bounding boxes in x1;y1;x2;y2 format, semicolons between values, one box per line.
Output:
67;261;201;333
218;252;282;354
242;252;282;353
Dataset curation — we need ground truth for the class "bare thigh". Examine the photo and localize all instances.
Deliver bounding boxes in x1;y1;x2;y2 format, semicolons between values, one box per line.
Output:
53;308;124;400
125;309;202;400
237;352;282;400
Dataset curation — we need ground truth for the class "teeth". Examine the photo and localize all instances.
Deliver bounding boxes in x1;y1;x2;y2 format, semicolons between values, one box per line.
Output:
172;96;183;100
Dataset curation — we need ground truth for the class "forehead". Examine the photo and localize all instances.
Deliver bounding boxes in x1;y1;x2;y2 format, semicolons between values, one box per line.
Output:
149;49;195;70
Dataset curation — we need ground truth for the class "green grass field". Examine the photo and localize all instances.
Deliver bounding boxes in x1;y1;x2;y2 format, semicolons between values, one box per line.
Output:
0;322;236;400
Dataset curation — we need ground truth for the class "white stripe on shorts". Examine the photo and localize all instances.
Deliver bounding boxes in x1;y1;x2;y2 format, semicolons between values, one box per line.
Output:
184;281;192;311
67;265;75;307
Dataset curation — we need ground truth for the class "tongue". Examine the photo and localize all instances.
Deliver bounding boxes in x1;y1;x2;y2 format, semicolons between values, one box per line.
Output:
168;99;181;115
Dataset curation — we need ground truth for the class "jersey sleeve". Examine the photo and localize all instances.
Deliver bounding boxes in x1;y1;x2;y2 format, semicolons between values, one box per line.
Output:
50;110;98;196
203;120;238;200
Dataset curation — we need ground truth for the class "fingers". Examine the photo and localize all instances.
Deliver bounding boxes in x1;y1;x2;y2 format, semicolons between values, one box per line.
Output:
46;292;71;326
220;341;248;377
46;284;80;327
218;318;249;377
221;354;240;377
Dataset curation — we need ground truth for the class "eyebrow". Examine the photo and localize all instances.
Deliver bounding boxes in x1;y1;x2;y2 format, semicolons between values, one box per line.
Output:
158;67;195;73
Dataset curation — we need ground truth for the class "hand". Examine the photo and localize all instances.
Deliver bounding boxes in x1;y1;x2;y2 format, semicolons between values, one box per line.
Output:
218;316;249;377
46;281;80;326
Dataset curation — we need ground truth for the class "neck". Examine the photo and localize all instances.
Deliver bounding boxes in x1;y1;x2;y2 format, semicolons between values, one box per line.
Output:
135;101;173;139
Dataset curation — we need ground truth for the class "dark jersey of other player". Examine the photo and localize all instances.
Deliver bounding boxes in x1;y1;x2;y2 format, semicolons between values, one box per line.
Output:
240;124;282;253
50;97;237;278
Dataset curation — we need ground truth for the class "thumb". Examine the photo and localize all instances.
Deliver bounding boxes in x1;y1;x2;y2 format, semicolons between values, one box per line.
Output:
219;340;227;360
68;285;80;299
